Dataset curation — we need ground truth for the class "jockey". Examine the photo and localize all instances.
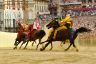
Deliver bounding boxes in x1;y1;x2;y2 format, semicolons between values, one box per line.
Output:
17;22;24;39
53;14;73;39
19;22;29;39
17;21;31;40
60;14;73;27
48;17;58;38
27;22;39;39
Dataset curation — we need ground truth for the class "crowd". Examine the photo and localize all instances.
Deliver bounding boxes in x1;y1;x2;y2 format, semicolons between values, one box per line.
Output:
62;10;96;17
73;16;96;39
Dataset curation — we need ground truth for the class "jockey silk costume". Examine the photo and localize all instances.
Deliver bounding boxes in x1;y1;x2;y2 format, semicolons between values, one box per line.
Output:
17;21;40;40
21;23;30;39
49;14;73;39
17;22;33;39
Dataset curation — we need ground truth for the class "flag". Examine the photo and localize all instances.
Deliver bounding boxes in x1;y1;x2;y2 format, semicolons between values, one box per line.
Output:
33;22;37;29
36;17;41;30
33;17;41;30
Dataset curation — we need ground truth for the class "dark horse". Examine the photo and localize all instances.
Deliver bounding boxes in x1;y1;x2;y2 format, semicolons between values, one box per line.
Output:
23;29;46;50
13;22;26;49
40;20;91;51
14;23;46;49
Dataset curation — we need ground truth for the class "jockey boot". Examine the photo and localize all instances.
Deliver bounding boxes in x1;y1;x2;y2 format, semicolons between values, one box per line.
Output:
48;29;54;40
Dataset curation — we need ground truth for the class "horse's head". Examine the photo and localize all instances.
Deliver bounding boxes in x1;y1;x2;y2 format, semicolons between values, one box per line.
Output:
46;20;60;29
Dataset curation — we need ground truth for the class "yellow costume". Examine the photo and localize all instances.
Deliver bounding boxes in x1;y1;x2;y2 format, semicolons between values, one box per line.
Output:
60;14;73;27
53;14;73;39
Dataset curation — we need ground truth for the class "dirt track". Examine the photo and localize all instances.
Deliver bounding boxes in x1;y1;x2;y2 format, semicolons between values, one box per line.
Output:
0;46;96;64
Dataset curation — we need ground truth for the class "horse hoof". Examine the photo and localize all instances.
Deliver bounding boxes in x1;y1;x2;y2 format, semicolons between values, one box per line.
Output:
40;48;44;51
49;47;53;51
65;49;68;51
23;48;27;50
13;47;17;49
76;49;79;52
49;49;52;51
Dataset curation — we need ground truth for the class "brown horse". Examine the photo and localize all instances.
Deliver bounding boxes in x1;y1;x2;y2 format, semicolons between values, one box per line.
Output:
40;20;91;51
13;22;28;49
23;29;46;50
14;23;46;49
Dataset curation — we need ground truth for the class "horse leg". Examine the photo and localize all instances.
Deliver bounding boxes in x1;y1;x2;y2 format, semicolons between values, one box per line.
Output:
65;43;72;51
19;42;25;49
13;40;18;49
36;39;41;50
73;42;79;52
60;42;63;47
40;40;49;44
36;43;40;50
60;40;66;47
14;40;21;49
40;41;51;51
49;42;53;51
40;41;46;44
32;40;36;46
65;38;75;51
23;41;29;49
72;34;79;52
32;41;34;46
60;41;64;47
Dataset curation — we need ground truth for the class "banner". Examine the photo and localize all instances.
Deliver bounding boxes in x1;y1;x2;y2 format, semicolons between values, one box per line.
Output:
33;17;41;30
64;8;96;11
36;17;41;30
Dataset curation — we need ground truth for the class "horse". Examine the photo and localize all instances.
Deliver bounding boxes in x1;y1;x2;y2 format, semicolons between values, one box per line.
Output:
13;23;46;50
23;29;46;50
13;22;28;49
13;32;27;49
40;20;91;51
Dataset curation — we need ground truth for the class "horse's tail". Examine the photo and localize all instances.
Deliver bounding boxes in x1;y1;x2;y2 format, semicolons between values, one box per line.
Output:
73;27;91;39
36;30;46;38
